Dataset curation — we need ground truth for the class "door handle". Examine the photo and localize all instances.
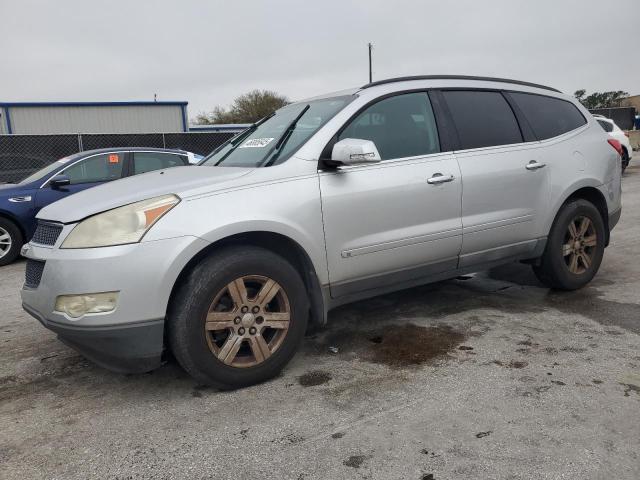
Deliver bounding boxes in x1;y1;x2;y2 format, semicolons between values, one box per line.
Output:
525;160;546;171
427;173;455;185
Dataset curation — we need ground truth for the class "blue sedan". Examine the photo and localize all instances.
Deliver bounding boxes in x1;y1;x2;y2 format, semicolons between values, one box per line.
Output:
0;147;194;265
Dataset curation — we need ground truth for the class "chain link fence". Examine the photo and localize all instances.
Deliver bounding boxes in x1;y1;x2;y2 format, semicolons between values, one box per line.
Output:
0;132;235;183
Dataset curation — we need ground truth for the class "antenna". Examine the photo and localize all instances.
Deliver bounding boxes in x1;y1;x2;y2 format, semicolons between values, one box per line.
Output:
368;43;373;83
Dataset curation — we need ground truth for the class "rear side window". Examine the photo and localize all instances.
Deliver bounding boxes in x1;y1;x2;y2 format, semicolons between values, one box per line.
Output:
510;92;587;140
442;91;523;150
133;152;186;175
597;119;614;133
338;92;440;160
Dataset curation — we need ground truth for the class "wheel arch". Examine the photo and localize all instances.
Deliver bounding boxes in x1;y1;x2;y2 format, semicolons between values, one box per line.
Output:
167;231;328;330
0;209;26;242
551;184;610;246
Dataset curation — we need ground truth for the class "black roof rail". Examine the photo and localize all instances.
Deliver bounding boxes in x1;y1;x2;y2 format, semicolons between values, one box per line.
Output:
360;75;562;93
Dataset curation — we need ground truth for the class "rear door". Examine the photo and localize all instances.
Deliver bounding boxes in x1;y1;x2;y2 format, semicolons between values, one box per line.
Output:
439;90;550;268
35;151;126;210
319;91;462;298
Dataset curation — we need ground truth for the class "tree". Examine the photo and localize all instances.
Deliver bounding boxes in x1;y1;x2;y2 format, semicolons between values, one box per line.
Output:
195;90;289;124
574;89;629;109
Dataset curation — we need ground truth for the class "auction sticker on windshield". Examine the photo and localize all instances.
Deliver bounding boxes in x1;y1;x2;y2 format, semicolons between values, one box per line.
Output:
239;138;274;148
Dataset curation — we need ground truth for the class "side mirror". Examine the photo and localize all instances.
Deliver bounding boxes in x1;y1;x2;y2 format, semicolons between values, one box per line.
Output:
331;138;382;166
50;174;71;189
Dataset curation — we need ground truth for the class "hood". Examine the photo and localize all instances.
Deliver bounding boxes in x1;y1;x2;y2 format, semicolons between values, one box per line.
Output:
38;166;254;223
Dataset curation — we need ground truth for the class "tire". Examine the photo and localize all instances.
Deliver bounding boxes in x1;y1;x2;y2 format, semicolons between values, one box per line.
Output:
533;199;605;290
0;218;23;267
168;246;309;389
621;148;629;174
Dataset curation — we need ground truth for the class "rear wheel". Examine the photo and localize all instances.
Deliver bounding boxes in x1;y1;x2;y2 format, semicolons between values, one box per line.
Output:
533;199;605;290
168;246;308;389
0;218;23;267
621;148;629;173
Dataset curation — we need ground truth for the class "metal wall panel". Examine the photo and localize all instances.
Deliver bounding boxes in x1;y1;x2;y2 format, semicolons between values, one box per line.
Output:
8;105;185;134
0;108;8;134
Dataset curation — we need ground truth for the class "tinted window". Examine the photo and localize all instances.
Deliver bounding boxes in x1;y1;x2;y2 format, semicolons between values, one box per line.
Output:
338;92;440;160
64;153;124;185
510;92;587;140
133;152;186;174
597;119;614;133
442;91;523;149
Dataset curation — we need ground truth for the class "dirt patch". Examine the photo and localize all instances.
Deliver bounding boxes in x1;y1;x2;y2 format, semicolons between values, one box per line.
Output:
298;370;332;387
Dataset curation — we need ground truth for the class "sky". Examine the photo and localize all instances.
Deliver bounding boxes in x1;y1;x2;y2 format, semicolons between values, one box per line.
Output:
1;0;638;122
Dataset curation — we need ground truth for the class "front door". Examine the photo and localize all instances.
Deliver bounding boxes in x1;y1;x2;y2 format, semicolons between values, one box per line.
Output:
319;92;463;298
35;152;126;212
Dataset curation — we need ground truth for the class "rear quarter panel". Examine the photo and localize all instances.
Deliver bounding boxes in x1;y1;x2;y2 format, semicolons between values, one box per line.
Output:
542;120;621;233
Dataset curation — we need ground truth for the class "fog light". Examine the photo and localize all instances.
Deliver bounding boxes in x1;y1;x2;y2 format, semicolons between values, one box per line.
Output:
55;292;119;318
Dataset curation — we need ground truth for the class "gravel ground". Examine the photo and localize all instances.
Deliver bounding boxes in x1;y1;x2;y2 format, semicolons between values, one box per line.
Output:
1;163;639;480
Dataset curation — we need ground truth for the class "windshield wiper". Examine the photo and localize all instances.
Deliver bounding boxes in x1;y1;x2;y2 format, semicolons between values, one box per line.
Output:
212;112;276;165
262;105;310;167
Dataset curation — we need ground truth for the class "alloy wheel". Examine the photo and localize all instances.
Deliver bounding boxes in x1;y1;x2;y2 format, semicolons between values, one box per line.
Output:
0;227;12;259
204;275;291;368
563;215;597;275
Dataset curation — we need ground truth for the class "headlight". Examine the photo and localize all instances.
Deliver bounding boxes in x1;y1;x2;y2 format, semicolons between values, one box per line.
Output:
61;194;180;249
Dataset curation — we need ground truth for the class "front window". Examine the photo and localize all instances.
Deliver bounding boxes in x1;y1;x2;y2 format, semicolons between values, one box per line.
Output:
64;153;125;184
201;96;353;168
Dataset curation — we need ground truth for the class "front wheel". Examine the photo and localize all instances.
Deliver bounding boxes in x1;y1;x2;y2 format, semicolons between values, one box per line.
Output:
0;218;23;267
168;246;309;389
533;199;605;290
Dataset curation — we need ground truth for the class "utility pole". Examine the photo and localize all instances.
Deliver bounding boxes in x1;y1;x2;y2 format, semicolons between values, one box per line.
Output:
368;42;373;83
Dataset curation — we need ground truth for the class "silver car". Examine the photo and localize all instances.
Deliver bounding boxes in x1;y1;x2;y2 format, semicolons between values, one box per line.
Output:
21;76;622;389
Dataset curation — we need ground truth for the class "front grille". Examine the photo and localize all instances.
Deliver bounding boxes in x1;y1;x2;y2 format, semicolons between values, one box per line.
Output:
25;260;45;288
32;221;63;246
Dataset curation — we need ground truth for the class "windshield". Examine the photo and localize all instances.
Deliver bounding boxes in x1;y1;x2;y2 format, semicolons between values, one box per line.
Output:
17;159;67;185
201;95;353;168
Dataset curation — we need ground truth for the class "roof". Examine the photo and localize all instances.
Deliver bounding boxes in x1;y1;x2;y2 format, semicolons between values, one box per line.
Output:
0;101;188;107
360;75;561;93
63;147;190;160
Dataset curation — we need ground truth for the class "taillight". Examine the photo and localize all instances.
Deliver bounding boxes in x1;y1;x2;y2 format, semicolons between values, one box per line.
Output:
607;138;623;156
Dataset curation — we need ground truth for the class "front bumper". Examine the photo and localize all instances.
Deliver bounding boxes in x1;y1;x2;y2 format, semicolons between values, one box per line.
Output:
23;304;164;373
21;235;210;373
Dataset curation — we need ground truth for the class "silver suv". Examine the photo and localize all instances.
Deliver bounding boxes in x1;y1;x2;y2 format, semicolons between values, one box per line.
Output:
21;76;622;389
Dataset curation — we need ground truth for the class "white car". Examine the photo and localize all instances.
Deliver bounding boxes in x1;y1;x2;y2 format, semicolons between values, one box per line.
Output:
594;115;633;172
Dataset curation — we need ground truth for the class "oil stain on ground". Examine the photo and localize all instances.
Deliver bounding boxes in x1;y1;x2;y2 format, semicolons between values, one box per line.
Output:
298;370;332;387
320;324;466;368
343;455;371;468
364;324;466;367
